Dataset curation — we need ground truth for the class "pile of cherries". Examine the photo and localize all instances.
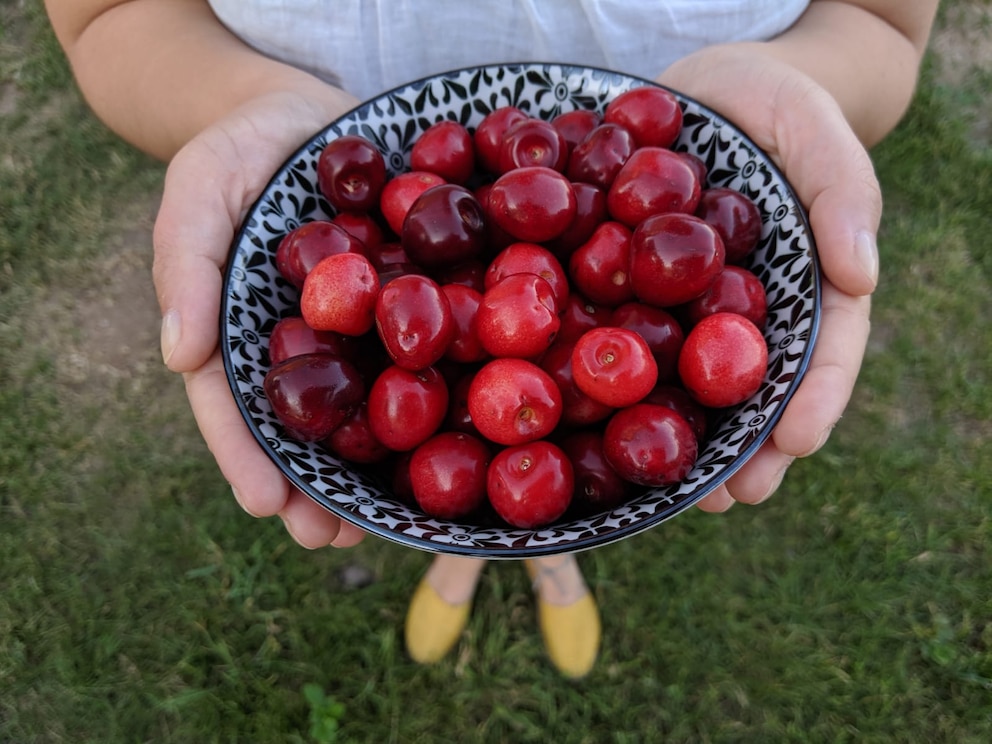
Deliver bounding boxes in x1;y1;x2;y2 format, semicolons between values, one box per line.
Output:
262;85;769;529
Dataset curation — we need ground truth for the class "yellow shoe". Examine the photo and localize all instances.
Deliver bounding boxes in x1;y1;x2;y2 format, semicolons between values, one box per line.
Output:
404;575;472;664
526;560;601;679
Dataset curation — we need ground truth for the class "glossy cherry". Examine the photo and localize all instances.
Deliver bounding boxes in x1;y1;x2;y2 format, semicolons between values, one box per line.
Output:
607;147;701;227
603;86;683;149
366;364;449;452
602;403;698;486
374;273;454;371
467;358;562;445
409;431;490;519
571;327;658;408
486;440;574;528
275;220;366;289
487;166;577;244
401;183;487;268
695;187;763;265
629;213;725;308
300;252;380;336
263;353;365;442
317;134;387;213
411;120;475;184
678;312;768;408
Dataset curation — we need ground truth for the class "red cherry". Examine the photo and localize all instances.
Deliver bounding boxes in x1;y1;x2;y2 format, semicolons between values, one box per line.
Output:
409;431;491;519
411;120;476;184
566;122;637;191
275;220;366;289
602;403;698;486
610;302;685;383
695;187;763;265
467;358;562;445
560;430;631;511
571;327;658;408
379;170;447;236
556;293;612;345
440;283;488;364
300;252;379;336
324;402;391;464
317;134;387;213
604;86;683;149
607;147;701;227
629;213;725;308
365;241;411;272
485;242;569;312
488;166;577;244
331;211;384;252
545;181;608;259
474;105;530;174
367;365;449;452
568;221;634;307
539;340;614;427
643;384;709;442
498;117;568;173
433;260;488;293
476;273;560;359
678;312;768;408
269;316;357;366
486;440;574;528
677;152;708;188
401;183;486;268
551;108;602;155
374;274;454;371
263;353;365;442
680;265;768;331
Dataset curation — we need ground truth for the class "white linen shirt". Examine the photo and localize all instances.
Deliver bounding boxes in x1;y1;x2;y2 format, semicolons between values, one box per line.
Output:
207;0;810;100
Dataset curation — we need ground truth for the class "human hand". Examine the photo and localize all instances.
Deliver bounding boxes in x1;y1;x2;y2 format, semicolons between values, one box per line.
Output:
153;88;368;547
656;46;879;512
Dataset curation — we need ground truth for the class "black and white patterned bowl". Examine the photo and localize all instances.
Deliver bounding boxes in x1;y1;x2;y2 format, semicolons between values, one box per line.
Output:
221;63;820;558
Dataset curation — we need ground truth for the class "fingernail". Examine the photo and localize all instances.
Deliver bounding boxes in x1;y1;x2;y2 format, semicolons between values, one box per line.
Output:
160;309;181;365
854;230;879;286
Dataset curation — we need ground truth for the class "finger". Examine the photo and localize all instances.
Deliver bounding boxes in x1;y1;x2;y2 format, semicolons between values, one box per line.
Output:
153;137;241;373
771;281;871;457
724;441;795;505
772;76;882;298
695;486;735;512
279;490;359;549
184;350;291;517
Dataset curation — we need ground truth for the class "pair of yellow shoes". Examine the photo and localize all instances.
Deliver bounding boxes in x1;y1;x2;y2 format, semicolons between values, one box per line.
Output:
404;560;601;679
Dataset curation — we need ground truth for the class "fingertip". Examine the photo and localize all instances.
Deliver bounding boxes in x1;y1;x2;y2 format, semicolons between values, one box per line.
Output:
695;486;735;512
279;492;350;549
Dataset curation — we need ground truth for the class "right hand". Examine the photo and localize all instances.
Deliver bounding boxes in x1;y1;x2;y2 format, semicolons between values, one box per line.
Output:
152;88;367;549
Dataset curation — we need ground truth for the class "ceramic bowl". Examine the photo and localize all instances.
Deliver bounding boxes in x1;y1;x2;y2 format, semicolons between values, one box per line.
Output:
221;63;820;558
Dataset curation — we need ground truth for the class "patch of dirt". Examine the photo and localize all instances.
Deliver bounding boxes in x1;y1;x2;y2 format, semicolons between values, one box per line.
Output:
930;3;992;86
41;192;166;395
929;2;992;145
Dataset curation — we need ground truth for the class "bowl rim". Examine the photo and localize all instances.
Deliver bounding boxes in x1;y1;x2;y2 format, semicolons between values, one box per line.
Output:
220;61;822;558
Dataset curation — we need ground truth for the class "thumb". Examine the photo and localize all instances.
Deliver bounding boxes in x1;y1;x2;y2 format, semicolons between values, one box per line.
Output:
153;136;241;372
771;74;882;298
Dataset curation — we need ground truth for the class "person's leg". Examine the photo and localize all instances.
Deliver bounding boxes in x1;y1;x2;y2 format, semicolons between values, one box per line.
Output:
526;554;601;678
405;554;487;663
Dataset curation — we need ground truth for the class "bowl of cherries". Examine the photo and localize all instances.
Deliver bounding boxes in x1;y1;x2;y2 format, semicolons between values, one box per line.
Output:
221;63;820;557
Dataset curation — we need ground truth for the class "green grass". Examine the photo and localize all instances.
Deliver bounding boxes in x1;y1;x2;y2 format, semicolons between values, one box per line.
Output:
2;3;991;743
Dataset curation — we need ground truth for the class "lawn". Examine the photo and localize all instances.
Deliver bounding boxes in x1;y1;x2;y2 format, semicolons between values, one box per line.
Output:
1;2;990;742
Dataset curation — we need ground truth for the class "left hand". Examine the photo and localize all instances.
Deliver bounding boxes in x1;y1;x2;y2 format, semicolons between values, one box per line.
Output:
656;45;880;512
